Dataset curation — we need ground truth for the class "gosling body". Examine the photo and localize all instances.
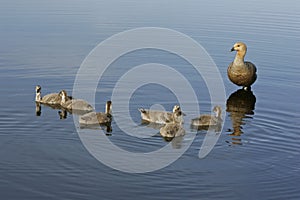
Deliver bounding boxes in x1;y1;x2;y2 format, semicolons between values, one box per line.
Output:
160;123;185;138
79;101;112;125
191;106;222;127
139;105;184;124
35;85;61;105
60;90;94;112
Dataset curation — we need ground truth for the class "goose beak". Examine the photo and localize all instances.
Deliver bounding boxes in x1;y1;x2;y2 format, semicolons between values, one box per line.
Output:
230;47;235;52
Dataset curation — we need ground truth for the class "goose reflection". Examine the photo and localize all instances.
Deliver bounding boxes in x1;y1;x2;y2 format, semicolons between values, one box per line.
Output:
226;89;256;144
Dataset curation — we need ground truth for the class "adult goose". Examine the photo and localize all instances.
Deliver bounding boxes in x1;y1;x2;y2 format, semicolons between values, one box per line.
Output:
228;42;257;91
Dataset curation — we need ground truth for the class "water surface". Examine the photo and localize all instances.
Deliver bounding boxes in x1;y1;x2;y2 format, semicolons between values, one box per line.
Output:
0;0;299;199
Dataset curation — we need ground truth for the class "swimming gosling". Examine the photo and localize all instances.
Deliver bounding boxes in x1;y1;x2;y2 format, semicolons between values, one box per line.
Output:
79;101;112;125
228;42;257;91
60;90;94;112
139;105;184;124
35;85;61;105
160;123;185;138
191;106;222;127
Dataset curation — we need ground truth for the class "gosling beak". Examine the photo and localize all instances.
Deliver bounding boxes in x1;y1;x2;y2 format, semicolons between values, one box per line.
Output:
230;47;235;52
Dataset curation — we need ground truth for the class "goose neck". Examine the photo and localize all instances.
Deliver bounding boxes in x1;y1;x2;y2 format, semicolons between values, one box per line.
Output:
234;51;246;66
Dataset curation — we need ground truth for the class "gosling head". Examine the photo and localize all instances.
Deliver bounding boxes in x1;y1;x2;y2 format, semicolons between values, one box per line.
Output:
213;105;222;118
231;42;247;53
172;105;186;118
59;90;68;102
172;105;181;113
172;105;185;123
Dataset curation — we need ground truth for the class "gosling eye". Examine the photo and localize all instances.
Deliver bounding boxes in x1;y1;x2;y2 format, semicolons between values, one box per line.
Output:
237;45;240;47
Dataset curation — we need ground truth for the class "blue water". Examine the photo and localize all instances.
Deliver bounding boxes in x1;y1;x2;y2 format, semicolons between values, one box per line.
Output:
0;0;300;199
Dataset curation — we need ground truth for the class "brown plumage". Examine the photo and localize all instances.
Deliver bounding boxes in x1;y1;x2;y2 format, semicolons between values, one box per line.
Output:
227;42;257;91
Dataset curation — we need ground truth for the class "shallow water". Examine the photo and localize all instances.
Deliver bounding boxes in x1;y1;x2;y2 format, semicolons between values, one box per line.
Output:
1;0;300;199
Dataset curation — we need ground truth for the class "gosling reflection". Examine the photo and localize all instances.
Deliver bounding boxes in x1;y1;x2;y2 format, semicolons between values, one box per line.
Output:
35;101;64;118
35;102;41;116
58;110;68;119
41;102;62;110
79;122;112;135
139;121;186;148
163;135;185;149
141;121;165;130
226;89;256;144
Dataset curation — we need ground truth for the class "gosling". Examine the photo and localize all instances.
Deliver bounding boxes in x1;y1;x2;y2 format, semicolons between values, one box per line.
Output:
60;90;94;112
79;101;112;125
139;105;184;124
160;123;185;138
35;85;61;105
191;106;222;127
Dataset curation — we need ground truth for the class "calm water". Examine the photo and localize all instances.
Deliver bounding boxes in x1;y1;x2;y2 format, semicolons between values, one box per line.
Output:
1;0;300;199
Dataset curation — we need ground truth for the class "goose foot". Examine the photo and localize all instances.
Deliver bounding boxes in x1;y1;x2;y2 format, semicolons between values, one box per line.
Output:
242;86;251;91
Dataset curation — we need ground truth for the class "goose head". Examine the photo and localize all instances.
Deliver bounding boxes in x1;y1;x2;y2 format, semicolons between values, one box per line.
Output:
231;42;247;52
231;42;247;59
